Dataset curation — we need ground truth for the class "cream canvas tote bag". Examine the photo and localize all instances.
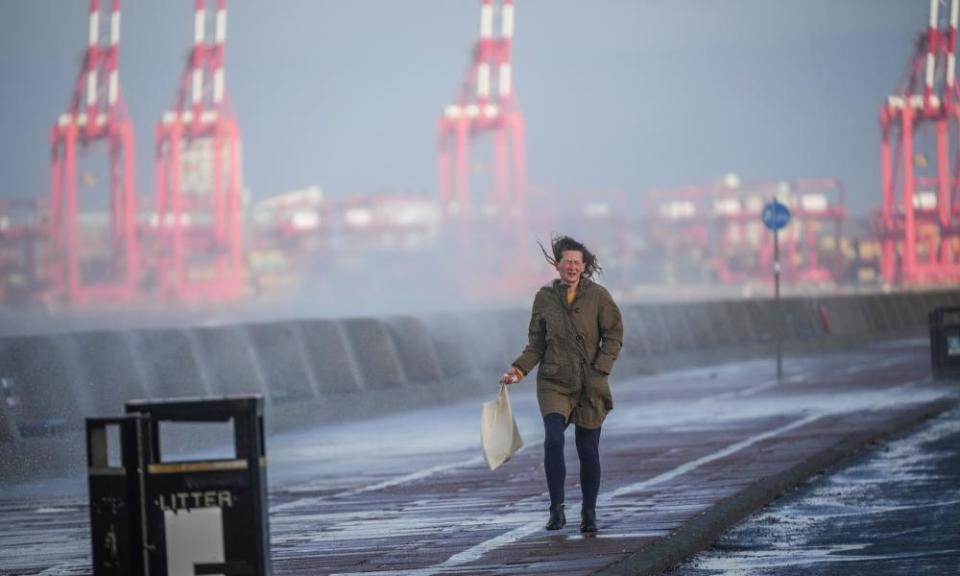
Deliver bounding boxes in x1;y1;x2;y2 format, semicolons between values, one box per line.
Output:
481;383;524;470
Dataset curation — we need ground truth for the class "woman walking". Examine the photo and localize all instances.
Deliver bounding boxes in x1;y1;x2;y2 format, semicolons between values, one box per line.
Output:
501;235;623;533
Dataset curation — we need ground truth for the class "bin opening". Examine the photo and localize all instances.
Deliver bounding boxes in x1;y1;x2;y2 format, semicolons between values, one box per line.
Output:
158;418;236;463
948;334;960;357
89;422;123;468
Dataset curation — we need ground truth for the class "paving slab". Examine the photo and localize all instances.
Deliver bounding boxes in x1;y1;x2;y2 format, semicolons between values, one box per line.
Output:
0;337;957;575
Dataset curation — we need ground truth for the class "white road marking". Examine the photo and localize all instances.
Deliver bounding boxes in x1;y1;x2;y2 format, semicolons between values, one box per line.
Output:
607;412;823;500
271;456;486;513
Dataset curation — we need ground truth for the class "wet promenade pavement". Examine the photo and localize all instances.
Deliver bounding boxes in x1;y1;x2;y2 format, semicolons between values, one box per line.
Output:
1;337;957;575
672;405;960;576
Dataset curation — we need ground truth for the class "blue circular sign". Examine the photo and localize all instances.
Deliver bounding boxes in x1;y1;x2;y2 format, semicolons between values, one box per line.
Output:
762;201;791;231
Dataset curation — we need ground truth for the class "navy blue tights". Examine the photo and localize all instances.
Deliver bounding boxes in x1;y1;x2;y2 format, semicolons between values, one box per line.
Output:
543;413;602;510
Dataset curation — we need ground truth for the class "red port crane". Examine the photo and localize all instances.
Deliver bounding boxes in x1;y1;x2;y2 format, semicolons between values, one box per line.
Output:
879;0;960;285
438;0;527;221
154;0;244;302
437;0;531;301
49;0;140;305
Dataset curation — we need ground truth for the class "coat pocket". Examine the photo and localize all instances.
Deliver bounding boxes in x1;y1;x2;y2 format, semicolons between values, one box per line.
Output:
538;362;576;389
539;362;561;377
588;368;614;411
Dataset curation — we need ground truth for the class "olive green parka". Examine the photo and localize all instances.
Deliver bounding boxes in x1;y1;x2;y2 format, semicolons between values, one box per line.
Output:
511;277;623;429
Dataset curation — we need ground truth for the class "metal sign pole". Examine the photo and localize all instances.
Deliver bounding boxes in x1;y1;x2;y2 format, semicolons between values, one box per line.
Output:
774;225;782;383
762;197;789;384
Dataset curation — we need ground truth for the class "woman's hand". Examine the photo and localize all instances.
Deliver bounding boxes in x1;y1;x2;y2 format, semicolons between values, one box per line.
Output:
500;367;521;385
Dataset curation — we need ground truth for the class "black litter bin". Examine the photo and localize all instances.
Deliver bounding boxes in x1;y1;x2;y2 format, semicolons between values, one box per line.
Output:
125;396;271;576
930;306;960;380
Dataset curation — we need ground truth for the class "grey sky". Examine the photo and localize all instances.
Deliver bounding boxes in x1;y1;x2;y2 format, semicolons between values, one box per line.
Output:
0;1;925;217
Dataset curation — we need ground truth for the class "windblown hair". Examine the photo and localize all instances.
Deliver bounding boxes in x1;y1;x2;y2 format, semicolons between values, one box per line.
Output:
538;234;603;279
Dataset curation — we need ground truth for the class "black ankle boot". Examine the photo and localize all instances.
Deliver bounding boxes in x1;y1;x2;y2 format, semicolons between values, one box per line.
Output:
546;504;566;530
580;508;597;533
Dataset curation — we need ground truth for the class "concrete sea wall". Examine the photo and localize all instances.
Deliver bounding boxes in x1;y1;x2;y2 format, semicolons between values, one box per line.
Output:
1;289;958;481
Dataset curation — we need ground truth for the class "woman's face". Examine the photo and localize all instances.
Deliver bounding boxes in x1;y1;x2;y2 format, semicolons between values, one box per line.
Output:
556;250;584;286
